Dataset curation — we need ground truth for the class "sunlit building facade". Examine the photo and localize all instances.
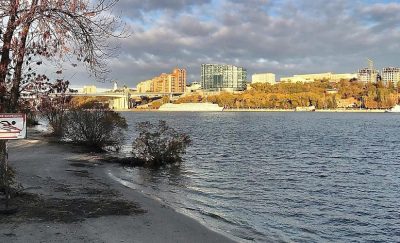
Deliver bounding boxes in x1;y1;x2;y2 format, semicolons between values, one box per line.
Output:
382;67;400;86
82;85;97;94
252;73;276;84
280;72;357;83
357;68;379;83
170;68;186;93
201;64;247;91
137;80;152;93
136;68;187;93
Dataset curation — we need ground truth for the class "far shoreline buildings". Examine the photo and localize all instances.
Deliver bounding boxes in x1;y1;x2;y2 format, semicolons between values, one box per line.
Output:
280;72;357;83
252;73;276;84
134;61;400;94
381;67;400;86
201;64;247;92
136;68;186;93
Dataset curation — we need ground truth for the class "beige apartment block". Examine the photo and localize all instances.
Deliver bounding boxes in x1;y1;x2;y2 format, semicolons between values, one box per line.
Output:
137;80;152;93
252;73;276;84
136;68;187;93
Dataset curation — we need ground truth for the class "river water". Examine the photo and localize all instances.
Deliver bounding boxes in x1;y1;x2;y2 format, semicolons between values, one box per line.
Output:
113;112;400;242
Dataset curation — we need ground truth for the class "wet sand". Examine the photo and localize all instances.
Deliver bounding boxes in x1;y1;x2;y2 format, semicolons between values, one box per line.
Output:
0;129;235;243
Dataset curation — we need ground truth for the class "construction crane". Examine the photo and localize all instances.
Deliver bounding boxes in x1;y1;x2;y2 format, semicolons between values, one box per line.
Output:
367;58;377;83
367;58;374;71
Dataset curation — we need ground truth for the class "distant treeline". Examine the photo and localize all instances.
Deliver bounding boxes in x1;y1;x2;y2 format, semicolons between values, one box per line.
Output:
176;79;400;109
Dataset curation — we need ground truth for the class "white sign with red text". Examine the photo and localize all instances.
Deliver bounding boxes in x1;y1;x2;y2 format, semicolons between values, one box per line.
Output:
0;114;27;140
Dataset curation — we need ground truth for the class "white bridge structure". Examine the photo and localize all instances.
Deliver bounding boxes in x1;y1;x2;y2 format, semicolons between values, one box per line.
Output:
65;91;184;110
21;86;184;110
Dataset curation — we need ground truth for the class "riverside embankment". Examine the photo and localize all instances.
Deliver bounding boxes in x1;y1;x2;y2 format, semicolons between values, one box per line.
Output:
0;129;235;243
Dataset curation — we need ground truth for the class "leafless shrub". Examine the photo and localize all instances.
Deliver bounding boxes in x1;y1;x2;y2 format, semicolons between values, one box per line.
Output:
64;107;127;152
132;121;192;167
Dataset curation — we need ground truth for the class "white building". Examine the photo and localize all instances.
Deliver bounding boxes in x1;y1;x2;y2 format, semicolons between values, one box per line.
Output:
382;67;400;86
186;81;202;93
252;73;276;84
331;73;357;81
280;72;357;83
357;68;379;83
82;85;97;94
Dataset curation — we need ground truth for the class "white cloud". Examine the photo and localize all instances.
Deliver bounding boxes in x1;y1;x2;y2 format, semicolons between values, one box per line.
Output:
64;0;400;87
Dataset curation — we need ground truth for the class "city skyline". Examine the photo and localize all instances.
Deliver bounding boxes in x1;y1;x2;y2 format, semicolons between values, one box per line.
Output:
54;0;400;88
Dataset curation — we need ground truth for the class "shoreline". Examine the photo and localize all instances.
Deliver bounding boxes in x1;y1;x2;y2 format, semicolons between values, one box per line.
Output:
121;108;387;113
0;129;236;243
225;108;386;112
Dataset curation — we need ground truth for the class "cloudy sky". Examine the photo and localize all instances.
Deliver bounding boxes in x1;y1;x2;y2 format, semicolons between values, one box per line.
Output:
65;0;400;88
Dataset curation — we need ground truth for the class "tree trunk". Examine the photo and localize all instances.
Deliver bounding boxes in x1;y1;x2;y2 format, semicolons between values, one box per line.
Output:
9;22;31;112
0;0;18;208
0;0;18;88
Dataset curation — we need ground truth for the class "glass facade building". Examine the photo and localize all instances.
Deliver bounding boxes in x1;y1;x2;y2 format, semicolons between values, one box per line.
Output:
201;64;247;91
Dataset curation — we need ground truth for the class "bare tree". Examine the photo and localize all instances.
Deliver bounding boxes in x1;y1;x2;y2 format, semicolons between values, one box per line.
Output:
0;0;127;208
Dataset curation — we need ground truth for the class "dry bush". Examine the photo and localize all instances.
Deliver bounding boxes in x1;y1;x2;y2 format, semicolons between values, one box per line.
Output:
132;121;191;167
64;107;127;152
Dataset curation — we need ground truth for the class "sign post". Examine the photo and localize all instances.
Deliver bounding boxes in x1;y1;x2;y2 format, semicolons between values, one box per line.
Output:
0;114;26;210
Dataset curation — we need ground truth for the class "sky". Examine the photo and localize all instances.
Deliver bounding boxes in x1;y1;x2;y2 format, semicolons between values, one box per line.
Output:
61;0;400;88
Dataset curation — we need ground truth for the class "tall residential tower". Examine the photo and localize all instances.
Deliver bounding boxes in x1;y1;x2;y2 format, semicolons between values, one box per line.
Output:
136;68;186;93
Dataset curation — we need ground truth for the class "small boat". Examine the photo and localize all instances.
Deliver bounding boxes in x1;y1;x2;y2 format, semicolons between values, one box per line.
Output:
295;105;316;112
385;104;400;113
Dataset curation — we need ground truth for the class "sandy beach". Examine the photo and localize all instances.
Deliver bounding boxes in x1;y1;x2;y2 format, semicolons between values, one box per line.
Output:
0;129;235;243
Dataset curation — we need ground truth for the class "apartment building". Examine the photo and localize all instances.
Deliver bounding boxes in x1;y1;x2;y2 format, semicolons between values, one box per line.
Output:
136;68;187;93
381;67;400;86
357;68;379;83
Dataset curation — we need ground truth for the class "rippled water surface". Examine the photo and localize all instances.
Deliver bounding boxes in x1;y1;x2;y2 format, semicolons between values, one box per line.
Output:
115;112;400;242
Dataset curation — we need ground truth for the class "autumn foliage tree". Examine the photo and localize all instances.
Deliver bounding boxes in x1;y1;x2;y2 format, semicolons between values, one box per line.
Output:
176;79;399;110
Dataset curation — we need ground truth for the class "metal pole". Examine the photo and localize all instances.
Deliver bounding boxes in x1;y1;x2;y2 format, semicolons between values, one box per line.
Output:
4;140;9;209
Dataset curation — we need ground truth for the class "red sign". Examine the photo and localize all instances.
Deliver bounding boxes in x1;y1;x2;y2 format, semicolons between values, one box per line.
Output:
0;114;27;139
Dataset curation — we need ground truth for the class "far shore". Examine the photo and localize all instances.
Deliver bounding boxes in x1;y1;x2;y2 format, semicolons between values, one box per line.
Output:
225;108;386;113
120;108;388;113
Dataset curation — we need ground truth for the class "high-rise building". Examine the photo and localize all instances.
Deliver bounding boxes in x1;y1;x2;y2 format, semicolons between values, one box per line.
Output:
252;73;276;84
153;73;169;93
201;64;247;91
136;68;186;93
382;67;400;86
170;68;186;93
357;68;379;83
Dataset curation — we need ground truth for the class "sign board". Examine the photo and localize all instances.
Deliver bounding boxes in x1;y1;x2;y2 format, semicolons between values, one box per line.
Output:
0;114;27;140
